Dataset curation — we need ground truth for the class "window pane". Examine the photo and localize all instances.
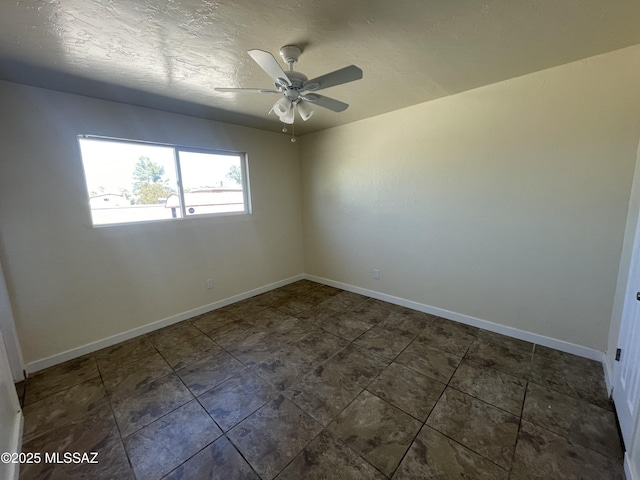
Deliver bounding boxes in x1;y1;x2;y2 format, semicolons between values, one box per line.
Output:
78;138;181;225
178;151;246;216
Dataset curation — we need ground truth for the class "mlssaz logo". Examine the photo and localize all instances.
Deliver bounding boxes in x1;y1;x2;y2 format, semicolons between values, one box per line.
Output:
44;452;99;464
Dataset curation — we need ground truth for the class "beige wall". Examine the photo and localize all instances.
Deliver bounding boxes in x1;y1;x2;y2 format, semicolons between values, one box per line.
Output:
0;81;304;365
301;45;640;352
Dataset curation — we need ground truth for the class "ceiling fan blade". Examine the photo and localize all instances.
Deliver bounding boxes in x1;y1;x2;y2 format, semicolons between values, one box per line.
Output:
248;49;291;86
302;94;349;112
215;87;280;94
302;65;363;92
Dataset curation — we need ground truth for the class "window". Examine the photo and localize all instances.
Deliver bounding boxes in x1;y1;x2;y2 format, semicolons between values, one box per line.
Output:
78;136;250;226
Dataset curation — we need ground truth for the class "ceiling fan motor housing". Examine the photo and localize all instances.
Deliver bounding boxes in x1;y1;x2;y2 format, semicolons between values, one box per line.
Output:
278;70;308;101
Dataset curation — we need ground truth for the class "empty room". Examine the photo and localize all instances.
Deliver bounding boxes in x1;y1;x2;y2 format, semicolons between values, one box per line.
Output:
1;0;640;479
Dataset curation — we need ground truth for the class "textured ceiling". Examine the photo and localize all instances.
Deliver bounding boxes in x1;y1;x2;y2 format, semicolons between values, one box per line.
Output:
0;0;639;135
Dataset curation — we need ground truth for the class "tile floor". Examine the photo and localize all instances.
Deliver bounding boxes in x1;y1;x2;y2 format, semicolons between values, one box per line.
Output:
15;280;625;479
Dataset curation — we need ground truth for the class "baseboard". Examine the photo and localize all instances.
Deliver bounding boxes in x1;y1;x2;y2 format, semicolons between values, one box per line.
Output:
305;274;605;362
626;452;639;480
26;274;304;374
26;272;607;372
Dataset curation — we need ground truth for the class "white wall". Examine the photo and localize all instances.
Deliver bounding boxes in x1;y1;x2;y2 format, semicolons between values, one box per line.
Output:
301;45;640;352
0;81;304;366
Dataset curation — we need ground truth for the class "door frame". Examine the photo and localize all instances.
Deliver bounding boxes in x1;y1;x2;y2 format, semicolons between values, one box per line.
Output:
611;136;640;480
613;209;640;445
0;261;24;382
0;326;23;480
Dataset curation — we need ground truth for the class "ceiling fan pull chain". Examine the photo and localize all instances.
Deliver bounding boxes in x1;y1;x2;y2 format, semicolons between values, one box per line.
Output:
282;123;287;133
291;123;297;143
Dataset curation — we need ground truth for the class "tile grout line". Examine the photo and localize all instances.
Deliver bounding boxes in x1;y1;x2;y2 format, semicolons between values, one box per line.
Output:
415;352;513;476
515;405;626;463
328;431;390;479
97;361;137;476
21;355;103;408
267;426;327;479
163;382;265;480
357;321;455;479
273;307;397;477
21;360;109;444
109;339;198;451
221;434;263;480
444;383;523;418
508;377;529;475
226;390;327;480
320;385;392;479
467;342;622;466
391;342;474;478
126;353;224;479
426;337;514;473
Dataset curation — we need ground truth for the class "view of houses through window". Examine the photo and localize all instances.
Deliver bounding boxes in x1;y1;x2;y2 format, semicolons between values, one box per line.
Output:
78;136;249;226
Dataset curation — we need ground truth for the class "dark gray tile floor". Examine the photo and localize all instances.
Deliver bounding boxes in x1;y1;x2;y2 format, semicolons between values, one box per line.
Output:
16;280;624;479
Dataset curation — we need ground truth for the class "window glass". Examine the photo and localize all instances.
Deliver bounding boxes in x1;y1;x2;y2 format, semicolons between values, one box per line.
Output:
177;150;246;216
78;137;248;226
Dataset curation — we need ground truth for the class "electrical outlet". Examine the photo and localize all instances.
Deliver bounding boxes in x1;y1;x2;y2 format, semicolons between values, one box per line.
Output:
373;269;380;280
206;279;214;290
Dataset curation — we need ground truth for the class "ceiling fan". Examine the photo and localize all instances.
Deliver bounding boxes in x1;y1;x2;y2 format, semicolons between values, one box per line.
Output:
215;45;363;128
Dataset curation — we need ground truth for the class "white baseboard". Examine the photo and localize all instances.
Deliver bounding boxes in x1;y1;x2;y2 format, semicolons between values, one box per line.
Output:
26;274;304;374
27;272;608;373
305;274;605;362
626;452;638;480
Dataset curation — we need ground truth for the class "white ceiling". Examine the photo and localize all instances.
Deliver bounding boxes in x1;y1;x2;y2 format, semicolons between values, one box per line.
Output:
1;0;639;135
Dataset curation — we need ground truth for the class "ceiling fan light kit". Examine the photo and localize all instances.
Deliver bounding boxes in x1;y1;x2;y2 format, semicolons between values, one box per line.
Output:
216;45;363;139
296;100;314;121
273;97;294;124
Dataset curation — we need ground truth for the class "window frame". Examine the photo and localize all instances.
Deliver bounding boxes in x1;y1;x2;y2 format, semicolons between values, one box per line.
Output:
78;135;251;227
